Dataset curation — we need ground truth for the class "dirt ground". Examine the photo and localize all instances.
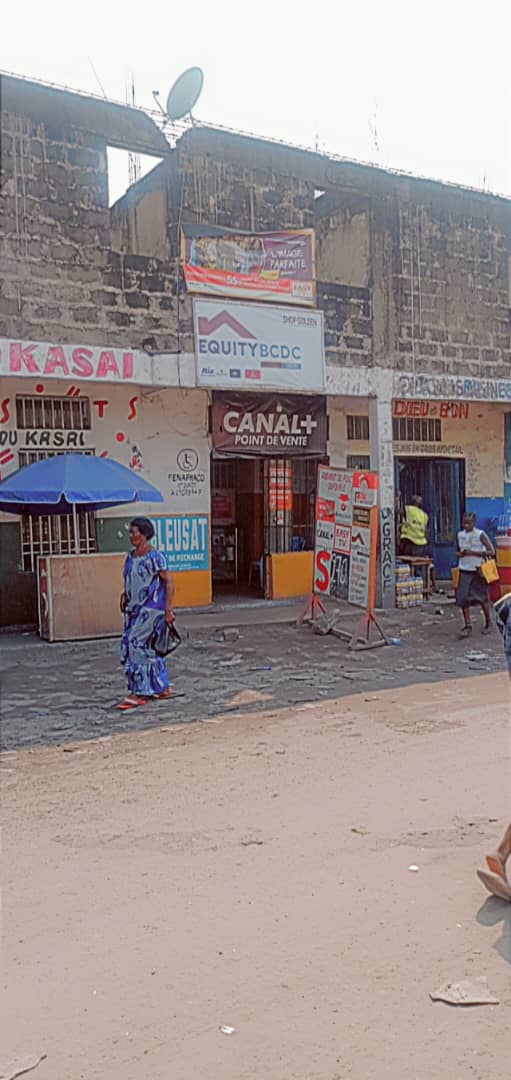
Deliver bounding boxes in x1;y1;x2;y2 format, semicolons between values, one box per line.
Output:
1;605;510;1079
0;598;507;750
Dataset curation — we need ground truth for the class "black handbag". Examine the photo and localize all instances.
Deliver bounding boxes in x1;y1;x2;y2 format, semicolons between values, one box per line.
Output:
151;614;182;657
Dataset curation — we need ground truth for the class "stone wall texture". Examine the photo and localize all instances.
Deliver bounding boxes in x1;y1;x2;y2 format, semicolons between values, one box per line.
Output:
0;109;179;350
1;94;510;377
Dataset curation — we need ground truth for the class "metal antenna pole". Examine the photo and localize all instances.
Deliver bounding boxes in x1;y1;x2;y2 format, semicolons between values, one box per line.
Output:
73;503;80;555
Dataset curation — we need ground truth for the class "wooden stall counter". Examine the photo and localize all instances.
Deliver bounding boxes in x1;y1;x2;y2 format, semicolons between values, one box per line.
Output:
38;553;126;641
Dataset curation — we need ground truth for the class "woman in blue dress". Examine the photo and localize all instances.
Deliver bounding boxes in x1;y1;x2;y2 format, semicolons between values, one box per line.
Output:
118;517;175;710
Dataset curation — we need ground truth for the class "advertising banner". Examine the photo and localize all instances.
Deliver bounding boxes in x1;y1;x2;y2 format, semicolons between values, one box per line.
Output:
151;514;210;572
182;227;315;305
211;393;327;456
313;467;379;609
194;298;325;392
211;490;236;524
268;462;293;512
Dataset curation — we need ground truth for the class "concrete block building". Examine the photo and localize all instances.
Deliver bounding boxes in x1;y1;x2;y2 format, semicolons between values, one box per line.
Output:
1;72;510;627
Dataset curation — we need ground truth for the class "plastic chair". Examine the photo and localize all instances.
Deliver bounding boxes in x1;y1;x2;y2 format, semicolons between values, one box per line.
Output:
248;556;264;590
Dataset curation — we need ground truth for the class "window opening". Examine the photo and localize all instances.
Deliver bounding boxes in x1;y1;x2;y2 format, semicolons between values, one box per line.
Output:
347;415;370;441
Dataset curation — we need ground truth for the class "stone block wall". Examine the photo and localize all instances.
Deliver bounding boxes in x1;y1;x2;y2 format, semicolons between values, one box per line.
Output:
1;100;509;378
0;110;179;349
176;139;374;367
318;282;372;368
394;191;510;378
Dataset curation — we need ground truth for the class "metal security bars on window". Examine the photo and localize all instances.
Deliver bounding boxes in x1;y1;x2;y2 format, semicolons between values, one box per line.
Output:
347;454;371;470
16;396;91;431
20;511;97;573
18;448;95;469
392;418;442;442
263;458;318;555
18;449;97;572
346;415;370;441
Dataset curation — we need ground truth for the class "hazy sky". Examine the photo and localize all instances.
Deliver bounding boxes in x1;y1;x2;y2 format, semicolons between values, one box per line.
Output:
2;0;510;203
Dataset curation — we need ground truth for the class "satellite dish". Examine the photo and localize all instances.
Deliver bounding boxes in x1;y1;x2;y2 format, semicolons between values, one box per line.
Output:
166;67;204;121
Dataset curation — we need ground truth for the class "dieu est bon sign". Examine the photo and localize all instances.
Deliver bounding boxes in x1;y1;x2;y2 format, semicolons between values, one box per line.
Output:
211;393;327;456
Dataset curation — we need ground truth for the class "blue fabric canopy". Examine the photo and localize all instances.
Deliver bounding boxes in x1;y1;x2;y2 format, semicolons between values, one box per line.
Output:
0;453;164;515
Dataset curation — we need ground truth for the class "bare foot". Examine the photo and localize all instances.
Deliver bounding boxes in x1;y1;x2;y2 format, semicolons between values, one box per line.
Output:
477;869;511;901
486;853;506;879
156;688;173;700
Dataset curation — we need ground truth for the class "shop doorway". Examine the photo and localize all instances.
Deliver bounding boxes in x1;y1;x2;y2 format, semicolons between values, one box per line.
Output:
395;457;465;578
211;457;318;599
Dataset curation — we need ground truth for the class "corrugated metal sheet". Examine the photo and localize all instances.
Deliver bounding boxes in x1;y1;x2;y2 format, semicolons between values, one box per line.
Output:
1;73;170;157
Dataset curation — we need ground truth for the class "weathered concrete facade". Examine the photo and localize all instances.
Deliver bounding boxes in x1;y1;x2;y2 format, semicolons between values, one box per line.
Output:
1;73;511;627
0;75;178;350
1;76;509;378
110;127;511;381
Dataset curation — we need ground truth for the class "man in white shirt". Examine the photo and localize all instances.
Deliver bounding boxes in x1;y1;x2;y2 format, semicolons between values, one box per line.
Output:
455;512;495;637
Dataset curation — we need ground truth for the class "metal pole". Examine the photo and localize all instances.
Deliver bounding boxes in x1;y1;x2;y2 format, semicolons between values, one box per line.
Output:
73;503;80;554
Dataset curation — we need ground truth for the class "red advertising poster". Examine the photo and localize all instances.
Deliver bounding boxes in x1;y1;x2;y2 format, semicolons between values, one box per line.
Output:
269;462;293;512
212;489;236;524
316;497;335;522
313;465;379;609
352;470;378;509
182;228;315;306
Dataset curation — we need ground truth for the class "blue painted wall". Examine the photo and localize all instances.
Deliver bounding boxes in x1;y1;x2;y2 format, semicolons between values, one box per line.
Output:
466;497;505;540
505;414;511;501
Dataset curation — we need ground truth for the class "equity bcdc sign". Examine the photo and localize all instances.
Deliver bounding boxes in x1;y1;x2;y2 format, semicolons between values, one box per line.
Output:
194;298;325;392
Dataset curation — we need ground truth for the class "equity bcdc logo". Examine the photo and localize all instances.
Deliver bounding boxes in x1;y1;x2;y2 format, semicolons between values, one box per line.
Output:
197;311;255;338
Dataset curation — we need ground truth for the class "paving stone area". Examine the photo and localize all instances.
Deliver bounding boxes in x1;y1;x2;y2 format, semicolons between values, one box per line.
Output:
0;601;507;751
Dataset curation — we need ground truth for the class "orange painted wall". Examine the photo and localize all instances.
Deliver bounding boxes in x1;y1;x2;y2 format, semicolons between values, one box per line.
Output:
173;570;212;608
268;552;314;599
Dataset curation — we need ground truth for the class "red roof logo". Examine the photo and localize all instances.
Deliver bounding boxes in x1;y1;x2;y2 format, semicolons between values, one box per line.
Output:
197;311;256;338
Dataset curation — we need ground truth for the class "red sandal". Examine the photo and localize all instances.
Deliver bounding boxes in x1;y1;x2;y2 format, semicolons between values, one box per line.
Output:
117;695;148;711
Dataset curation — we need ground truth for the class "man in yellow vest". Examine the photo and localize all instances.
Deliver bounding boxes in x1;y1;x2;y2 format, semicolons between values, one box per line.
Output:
400;493;428;557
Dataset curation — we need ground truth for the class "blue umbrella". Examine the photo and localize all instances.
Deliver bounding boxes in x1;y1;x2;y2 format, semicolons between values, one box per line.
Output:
0;453;164;523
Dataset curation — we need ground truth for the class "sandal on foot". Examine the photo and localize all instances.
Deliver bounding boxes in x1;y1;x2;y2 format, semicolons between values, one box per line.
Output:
486;853;506;879
156;689;173;700
477;869;511;901
482;624;492;635
459;625;472;638
117;695;148;710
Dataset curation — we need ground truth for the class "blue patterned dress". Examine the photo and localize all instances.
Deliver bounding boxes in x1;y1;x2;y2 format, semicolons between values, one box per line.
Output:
120;549;170;696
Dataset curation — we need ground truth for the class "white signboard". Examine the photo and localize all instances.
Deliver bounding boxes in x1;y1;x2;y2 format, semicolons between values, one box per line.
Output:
395;372;511;402
314;466;379;609
0;337;153;385
193;298;325;392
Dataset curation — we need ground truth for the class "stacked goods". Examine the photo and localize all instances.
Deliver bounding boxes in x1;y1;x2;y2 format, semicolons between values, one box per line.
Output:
496;504;511;536
496;536;511;597
395;563;423;608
